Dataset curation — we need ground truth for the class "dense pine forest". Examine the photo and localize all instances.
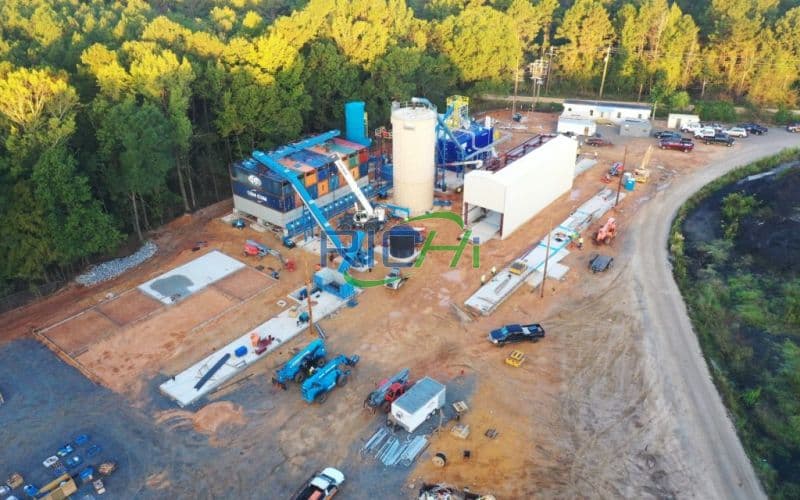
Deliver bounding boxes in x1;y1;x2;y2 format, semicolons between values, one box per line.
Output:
1;0;799;296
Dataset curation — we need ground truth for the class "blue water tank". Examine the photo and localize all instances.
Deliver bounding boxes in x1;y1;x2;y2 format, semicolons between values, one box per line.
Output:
345;101;371;146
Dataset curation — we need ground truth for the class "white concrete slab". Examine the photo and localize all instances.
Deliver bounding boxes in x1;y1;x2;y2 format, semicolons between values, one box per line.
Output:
138;251;245;305
464;187;622;315
160;289;353;407
546;262;570;280
575;158;598;177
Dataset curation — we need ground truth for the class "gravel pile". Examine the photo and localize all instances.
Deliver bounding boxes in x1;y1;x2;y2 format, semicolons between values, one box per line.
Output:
75;241;158;286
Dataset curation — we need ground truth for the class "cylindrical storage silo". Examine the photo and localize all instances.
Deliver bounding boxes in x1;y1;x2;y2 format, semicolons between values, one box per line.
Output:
345;101;369;146
391;101;437;215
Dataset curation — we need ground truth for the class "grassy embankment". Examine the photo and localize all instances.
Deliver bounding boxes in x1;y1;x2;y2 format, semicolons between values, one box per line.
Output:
670;148;800;499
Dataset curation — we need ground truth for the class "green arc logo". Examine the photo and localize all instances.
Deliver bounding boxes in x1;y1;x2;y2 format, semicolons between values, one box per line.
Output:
342;211;475;288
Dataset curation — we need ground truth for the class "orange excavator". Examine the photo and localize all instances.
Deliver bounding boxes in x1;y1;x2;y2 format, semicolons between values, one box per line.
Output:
594;217;617;244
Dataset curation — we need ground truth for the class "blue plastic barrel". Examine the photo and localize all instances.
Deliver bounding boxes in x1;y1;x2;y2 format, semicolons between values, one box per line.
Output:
234;346;248;357
624;177;635;191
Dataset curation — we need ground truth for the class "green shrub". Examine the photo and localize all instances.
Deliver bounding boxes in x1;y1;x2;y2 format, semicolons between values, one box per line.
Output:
695;100;737;122
534;101;564;113
773;106;800;125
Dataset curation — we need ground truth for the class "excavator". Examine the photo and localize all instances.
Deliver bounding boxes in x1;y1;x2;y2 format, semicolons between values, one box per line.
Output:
594;217;617;245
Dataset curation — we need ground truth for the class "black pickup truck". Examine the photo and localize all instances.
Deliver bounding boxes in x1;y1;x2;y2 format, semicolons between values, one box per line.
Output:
704;133;735;146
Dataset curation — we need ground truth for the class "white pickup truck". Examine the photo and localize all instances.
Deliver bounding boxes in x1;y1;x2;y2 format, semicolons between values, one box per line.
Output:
292;468;344;500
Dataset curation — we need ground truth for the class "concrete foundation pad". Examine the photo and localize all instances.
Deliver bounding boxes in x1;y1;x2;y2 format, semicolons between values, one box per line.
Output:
138;251;245;305
159;289;353;407
464;187;622;315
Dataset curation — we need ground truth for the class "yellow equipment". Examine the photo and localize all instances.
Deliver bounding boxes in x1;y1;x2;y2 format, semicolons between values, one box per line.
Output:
634;168;650;183
37;473;77;500
505;350;526;367
509;261;528;275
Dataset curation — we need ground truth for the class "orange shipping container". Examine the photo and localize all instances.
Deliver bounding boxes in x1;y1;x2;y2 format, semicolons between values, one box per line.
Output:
318;179;329;196
304;171;317;187
350;167;360;180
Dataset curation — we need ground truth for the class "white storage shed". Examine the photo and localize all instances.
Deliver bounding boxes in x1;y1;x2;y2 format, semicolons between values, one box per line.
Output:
562;99;651;124
667;113;700;129
463;135;577;241
557;116;596;136
390;377;446;433
620;118;652;137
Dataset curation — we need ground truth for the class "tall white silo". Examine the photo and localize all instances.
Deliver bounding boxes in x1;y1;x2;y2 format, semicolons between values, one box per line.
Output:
391;100;437;215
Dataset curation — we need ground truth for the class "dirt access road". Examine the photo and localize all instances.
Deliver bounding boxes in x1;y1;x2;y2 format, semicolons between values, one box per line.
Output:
631;131;800;499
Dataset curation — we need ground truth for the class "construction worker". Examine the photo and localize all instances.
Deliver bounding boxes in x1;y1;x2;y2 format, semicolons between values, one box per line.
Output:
491;266;497;276
480;274;487;284
578;237;584;250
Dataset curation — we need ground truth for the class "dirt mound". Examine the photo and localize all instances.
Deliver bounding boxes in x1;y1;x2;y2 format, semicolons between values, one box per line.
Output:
154;402;246;442
193;401;247;435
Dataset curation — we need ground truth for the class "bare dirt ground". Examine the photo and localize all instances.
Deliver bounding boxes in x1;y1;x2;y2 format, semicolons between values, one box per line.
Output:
1;114;798;499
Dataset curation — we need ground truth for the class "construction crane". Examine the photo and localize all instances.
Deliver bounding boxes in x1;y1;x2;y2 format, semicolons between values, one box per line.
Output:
332;156;386;232
301;354;359;403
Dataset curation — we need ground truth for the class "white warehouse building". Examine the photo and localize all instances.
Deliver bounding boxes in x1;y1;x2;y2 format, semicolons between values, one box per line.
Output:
562;99;652;124
463;135;577;241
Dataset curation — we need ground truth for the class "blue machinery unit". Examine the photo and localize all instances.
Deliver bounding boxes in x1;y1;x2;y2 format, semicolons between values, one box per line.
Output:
272;339;328;389
252;135;370;276
301;353;360;403
409;97;497;191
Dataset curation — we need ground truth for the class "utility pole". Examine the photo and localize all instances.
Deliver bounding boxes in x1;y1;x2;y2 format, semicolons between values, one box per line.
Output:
615;146;628;207
512;57;520;117
598;45;612;98
539;221;552;298
545;46;554;95
306;277;314;336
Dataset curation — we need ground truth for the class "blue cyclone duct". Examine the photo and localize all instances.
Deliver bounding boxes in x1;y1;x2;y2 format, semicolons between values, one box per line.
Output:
345;101;371;146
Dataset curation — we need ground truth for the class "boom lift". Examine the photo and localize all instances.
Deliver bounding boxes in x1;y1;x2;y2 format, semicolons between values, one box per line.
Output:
272;339;327;389
301;354;360;403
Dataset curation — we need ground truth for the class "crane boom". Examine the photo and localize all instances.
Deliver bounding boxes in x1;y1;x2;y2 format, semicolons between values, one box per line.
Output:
251;150;363;273
333;158;374;216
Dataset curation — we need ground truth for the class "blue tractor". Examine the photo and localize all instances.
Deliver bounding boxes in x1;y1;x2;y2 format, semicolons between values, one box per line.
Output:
301;354;360;403
272;339;327;389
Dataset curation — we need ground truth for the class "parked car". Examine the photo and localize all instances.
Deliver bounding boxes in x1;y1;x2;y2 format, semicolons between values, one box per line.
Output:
653;130;683;140
724;127;748;138
694;127;717;138
43;456;59;468
488;323;545;345
738;122;768;135
680;122;702;133
704;133;735;146
588;254;614;273
659;137;695;152
787;123;800;133
584;137;613;147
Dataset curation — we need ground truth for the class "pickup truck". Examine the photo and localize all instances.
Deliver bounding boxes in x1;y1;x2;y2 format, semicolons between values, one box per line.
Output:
658;137;694;152
293;468;344;500
703;133;735;146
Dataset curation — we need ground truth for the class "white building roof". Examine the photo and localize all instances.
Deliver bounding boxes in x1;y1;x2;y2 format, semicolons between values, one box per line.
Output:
467;135;575;190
